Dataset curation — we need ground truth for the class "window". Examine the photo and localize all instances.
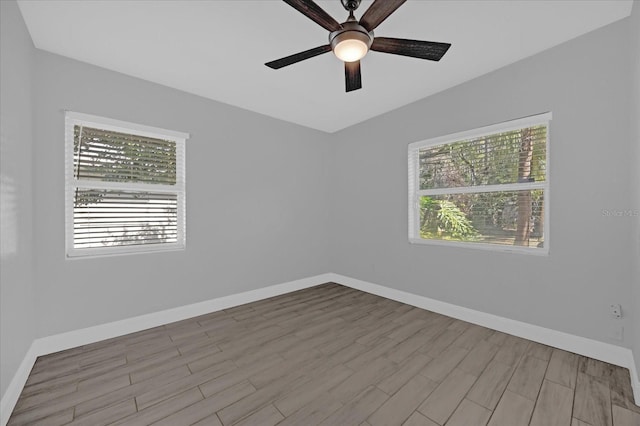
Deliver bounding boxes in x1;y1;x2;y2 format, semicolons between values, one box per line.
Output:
408;113;551;253
65;112;188;257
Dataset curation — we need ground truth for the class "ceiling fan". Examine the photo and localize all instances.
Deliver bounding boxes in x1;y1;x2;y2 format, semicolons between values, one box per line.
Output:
265;0;452;92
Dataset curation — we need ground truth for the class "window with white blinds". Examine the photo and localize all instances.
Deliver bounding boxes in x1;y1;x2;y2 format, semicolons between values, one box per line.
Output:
65;112;188;257
408;113;551;253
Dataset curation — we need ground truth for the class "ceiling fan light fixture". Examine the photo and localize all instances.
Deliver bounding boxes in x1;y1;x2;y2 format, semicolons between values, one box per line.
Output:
333;32;369;62
329;21;373;63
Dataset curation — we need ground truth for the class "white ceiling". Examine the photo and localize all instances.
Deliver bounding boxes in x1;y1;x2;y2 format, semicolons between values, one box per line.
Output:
17;0;633;133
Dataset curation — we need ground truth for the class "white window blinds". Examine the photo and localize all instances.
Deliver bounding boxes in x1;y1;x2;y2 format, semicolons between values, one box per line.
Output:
65;112;187;257
73;126;178;185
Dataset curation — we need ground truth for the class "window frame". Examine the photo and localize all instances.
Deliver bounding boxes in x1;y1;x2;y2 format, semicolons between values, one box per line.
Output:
65;111;188;258
408;112;551;255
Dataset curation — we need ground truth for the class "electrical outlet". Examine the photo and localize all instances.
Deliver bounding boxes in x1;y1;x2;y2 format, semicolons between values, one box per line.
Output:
610;304;622;319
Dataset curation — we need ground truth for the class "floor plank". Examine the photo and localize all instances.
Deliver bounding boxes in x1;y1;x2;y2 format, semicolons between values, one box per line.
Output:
526;342;554;361
66;399;136;426
377;353;432;395
318;386;389;426
612;404;640;426
506;355;549;401
111;388;204;426
466;360;513;410
573;372;613;426
151;377;256;426
276;392;343;426
417;368;478;425
233;404;283;426
402;412;440;426
420;345;469;383
445;398;492;426
457;340;499;377
274;364;353;416
368;374;437;426
529;380;573;426
330;356;396;403
546;348;580;389
487;390;535;426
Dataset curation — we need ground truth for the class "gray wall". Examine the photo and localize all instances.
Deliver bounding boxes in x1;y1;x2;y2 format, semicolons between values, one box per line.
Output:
329;16;636;347
31;52;332;338
0;1;37;398
631;0;640;384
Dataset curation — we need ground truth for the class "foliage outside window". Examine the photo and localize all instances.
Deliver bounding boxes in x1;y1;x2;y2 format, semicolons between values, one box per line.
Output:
408;113;550;253
65;112;188;257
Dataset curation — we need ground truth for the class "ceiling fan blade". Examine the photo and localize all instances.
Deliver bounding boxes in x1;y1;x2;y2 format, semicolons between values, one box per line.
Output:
282;0;342;32
359;0;407;32
371;37;451;61
345;61;362;92
265;45;332;69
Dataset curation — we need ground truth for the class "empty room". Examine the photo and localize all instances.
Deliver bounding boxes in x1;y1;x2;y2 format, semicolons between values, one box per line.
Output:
1;0;639;425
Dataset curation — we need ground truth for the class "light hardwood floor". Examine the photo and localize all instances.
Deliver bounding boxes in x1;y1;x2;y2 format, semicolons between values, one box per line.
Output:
7;283;640;426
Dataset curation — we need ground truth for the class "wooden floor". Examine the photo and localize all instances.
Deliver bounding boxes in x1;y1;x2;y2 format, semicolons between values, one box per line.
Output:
8;283;640;426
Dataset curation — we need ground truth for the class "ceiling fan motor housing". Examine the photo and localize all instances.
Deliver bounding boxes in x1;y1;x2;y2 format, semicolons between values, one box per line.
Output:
329;21;374;53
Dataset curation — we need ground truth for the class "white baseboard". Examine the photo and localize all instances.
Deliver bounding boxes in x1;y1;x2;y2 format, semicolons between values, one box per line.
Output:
0;343;38;426
2;271;639;425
